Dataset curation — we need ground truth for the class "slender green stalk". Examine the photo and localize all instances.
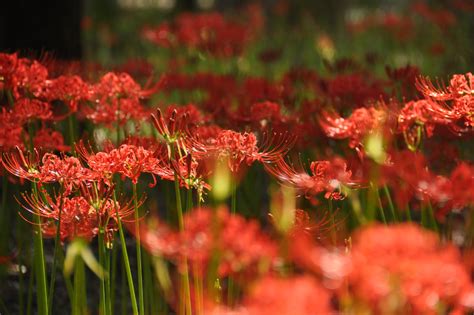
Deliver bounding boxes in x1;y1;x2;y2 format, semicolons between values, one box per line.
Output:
383;185;398;222
73;257;85;315
113;192;139;315
173;175;192;315
98;231;107;315
17;214;25;315
32;184;49;315
110;243;118;315
426;201;439;232
48;188;64;313
106;246;113;315
375;188;387;225
132;184;145;315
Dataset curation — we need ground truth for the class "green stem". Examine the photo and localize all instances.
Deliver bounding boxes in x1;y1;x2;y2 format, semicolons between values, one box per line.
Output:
132;184;145;315
48;188;64;313
427;201;439;232
73;257;85;315
173;175;192;315
113;192;139;315
98;231;107;315
375;188;387;225
110;242;118;315
383;185;398;222
32;184;49;315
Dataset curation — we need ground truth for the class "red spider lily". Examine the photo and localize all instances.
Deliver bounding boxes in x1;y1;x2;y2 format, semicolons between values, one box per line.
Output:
189;129;294;173
139;207;278;278
322;73;386;107
151;108;190;155
347;224;474;314
385;64;421;98
0;52;19;90
265;157;360;201
2;148;95;193
13;98;52;122
397;99;456;147
2;147;43;181
33;128;70;152
80;72;158;126
19;184;137;243
0;109;23;151
9;58;48;99
167;154;211;194
77;142;168;186
242;275;333;315
415;73;474;130
143;12;254;57
40;75;89;114
319;106;387;150
412;2;457;29
38;153;96;192
381;150;432;207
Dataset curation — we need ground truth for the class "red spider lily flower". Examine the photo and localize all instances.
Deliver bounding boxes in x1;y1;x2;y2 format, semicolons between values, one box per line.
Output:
398;99;457;147
319;107;387;150
243;275;332;315
190;129;294;173
433;163;474;219
165;154;211;194
139;207;277;278
151;108;190;155
2;149;95;193
33;128;70;152
38;153;96;192
412;2;457;29
77;142;167;186
385;64;421;98
0;109;24;152
81;72;157;126
164;104;207;127
347;223;474;314
2;147;42;181
0;52;19;90
143;12;254;57
322;73;386;107
265;157;359;201
13;98;52;122
19;184;137;243
416;73;474;130
40;75;89;114
10;58;48;99
381;150;432;207
416;73;474;101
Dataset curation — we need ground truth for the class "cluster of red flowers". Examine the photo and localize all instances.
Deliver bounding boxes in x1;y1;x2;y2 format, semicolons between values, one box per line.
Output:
142;8;262;57
1;5;474;314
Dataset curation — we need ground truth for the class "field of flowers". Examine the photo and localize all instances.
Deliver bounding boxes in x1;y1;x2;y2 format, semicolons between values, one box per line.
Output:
1;1;474;314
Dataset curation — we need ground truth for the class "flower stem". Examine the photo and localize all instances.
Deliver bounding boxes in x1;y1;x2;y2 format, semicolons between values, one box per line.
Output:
173;175;192;315
113;192;139;315
132;183;145;315
48;186;65;314
32;183;49;315
383;185;398;222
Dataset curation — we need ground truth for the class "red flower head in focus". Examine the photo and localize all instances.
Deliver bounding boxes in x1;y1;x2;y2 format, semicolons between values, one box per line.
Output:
265;157;360;202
